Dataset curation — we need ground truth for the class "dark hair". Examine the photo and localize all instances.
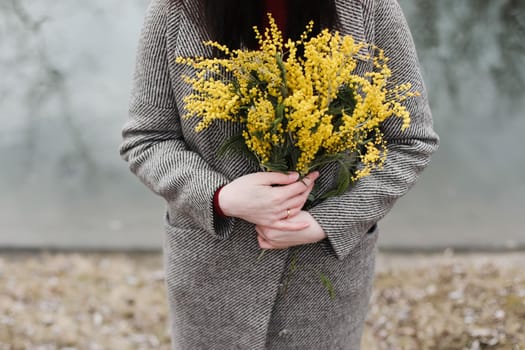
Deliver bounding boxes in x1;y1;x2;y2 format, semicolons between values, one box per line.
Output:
203;0;339;51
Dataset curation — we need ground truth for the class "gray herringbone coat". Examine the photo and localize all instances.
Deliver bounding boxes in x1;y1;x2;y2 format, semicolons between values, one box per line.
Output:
120;0;439;348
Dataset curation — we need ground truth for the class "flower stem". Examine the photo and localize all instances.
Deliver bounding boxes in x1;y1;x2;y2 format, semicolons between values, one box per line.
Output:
257;249;267;261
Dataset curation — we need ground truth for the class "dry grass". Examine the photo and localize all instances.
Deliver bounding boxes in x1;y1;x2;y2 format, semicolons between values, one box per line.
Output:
0;253;169;350
0;251;524;350
363;252;525;350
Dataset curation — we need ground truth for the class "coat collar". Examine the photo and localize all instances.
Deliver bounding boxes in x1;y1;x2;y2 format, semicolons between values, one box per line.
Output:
171;0;369;58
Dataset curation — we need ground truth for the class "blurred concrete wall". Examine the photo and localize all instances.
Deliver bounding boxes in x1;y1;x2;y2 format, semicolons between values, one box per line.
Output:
0;0;523;250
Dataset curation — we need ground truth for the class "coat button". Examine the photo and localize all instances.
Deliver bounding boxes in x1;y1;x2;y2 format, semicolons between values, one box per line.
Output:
278;329;291;337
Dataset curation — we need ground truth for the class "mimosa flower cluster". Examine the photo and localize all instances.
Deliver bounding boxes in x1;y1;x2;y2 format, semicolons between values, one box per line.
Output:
177;15;416;198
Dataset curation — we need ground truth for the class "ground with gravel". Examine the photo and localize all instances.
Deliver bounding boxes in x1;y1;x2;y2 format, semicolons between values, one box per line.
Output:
0;251;524;350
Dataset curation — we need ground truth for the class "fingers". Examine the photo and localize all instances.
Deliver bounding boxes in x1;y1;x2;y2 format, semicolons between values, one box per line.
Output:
255;209;323;250
262;172;317;224
257;234;275;249
255;227;275;249
253;171;299;186
253;171;318;188
256;228;291;250
225;171;319;226
281;181;315;213
252;172;319;223
274;177;315;219
276;171;319;200
264;219;310;231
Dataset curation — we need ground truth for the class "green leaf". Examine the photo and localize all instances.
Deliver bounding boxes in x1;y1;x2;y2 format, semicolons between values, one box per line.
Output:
275;103;284;121
276;54;289;97
290;252;298;273
305;182;322;208
281;250;298;297
318;272;336;300
217;134;246;158
327;84;357;122
319;161;352;199
308;153;345;170
262;161;289;173
231;78;241;94
257;249;267;261
217;133;260;165
336;164;351;194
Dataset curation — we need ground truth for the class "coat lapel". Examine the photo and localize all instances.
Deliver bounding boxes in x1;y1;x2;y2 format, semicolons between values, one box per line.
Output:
335;0;371;57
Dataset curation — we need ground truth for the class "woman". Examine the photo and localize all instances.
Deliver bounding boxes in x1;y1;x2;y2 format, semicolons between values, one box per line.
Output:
119;0;439;349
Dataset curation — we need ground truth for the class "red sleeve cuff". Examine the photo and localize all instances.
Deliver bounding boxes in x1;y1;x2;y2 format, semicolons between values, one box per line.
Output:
213;185;226;218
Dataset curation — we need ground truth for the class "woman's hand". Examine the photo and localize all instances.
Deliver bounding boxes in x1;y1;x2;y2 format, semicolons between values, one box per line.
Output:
218;171;319;230
255;211;327;249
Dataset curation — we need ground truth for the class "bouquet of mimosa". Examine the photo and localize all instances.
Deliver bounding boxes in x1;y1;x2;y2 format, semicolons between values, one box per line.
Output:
176;15;417;298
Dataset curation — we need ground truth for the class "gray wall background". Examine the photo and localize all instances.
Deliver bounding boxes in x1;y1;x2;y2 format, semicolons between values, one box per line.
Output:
0;0;523;250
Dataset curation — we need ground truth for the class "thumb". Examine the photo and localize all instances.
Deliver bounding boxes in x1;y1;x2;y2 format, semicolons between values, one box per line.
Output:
256;171;299;186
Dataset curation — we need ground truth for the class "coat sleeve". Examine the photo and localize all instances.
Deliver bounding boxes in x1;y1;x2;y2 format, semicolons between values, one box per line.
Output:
119;0;236;239
309;0;439;260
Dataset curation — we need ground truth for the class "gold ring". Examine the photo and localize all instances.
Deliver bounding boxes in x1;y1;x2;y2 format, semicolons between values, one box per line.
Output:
285;209;290;219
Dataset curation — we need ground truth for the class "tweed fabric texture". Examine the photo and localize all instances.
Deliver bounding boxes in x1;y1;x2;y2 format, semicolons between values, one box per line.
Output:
119;0;439;349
